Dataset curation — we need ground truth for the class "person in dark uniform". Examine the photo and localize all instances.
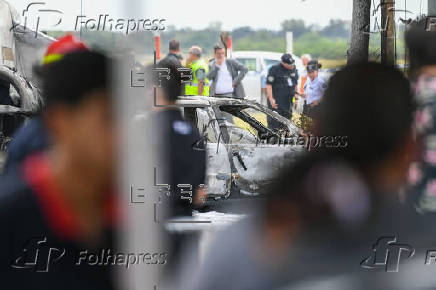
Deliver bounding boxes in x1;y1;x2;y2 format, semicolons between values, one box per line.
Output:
152;59;206;217
266;53;299;130
159;39;183;68
151;59;206;276
0;51;117;289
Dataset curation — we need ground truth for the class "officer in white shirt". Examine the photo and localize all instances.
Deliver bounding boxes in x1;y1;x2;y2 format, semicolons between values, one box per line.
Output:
302;60;327;118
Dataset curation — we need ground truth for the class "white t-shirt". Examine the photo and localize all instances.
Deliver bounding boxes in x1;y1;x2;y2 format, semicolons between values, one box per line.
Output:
215;61;234;94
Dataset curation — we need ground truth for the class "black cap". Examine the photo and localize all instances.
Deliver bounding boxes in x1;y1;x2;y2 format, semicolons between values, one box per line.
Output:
41;51;109;107
281;53;295;65
307;60;322;72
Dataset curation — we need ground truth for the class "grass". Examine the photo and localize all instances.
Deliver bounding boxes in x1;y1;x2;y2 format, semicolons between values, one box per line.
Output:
318;59;347;69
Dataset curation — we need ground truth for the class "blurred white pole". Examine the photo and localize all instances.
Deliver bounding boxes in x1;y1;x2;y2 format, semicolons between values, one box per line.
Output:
116;1;164;290
286;31;293;54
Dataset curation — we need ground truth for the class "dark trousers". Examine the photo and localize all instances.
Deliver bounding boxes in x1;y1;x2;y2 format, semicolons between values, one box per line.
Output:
165;231;200;277
303;102;320;118
267;99;292;131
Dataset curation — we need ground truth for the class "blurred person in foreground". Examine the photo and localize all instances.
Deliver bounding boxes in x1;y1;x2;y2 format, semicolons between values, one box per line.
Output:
405;18;436;213
0;51;117;290
172;63;436;290
3;35;88;173
207;44;248;99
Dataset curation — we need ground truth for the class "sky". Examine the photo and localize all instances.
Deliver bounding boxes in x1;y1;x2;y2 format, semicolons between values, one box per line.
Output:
8;0;429;31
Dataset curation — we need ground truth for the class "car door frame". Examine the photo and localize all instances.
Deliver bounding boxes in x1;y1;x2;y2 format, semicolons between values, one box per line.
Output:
215;102;304;197
184;104;233;199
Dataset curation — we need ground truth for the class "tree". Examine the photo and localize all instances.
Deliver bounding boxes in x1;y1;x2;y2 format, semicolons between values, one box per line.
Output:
321;19;351;38
381;0;395;65
232;26;253;40
280;19;311;38
348;0;371;65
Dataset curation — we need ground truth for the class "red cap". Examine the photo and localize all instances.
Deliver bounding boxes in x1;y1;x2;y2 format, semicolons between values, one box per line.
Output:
43;34;88;65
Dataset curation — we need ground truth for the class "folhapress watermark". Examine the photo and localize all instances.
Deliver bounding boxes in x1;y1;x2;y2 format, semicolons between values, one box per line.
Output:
76;249;167;269
11;237;167;272
74;15;166;35
11;2;166;37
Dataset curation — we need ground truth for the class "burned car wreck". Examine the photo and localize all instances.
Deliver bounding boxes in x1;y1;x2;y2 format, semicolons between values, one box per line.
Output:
0;1;53;168
176;96;305;199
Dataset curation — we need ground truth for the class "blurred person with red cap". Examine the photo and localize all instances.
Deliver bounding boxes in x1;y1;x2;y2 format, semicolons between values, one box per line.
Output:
4;35;88;172
0;36;117;290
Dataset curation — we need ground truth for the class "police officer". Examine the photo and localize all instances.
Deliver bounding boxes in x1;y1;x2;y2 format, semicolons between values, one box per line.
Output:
151;60;207;276
159;39;183;67
301;60;327;118
185;46;210;96
151;59;207;217
266;53;299;130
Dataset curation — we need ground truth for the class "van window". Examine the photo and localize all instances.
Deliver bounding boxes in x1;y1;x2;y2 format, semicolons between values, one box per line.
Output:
234;58;257;72
264;59;280;69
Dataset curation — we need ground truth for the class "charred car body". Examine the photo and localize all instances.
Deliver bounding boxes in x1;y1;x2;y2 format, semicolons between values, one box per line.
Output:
175;96;305;199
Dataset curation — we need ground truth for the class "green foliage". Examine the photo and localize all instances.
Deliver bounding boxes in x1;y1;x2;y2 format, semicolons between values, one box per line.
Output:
46;19;407;62
294;32;349;59
233;30;285;52
320;19;351;38
280;19;311;38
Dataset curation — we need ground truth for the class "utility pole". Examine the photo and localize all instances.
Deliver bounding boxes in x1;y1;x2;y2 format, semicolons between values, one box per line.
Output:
348;0;371;65
220;32;230;56
381;0;396;66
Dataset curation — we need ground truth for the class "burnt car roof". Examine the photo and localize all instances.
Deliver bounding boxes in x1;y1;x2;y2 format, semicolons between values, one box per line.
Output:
176;96;299;130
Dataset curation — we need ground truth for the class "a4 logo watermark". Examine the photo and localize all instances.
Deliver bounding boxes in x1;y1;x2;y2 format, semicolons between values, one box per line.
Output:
361;237;415;272
11;237;65;272
361;236;436;272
